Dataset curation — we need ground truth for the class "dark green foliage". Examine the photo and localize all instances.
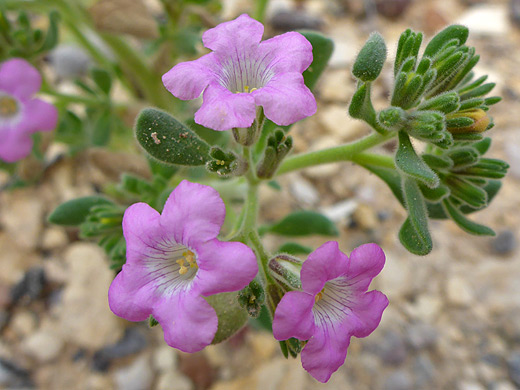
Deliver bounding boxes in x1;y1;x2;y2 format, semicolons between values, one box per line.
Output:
352;32;387;82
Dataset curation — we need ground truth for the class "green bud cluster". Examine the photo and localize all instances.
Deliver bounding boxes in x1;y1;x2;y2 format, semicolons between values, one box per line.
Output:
206;147;248;177
257;130;293;179
350;25;507;255
237;279;265;318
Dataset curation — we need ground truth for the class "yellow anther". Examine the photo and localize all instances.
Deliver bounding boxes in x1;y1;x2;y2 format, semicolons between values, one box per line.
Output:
249;87;257;93
0;96;18;117
178;250;197;275
179;266;188;275
176;259;185;266
315;290;324;303
244;85;250;93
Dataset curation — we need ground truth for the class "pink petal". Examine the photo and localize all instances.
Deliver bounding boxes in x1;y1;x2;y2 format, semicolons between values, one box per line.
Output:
202;14;263;54
272;291;315;341
194;238;258;296
160;180;226;247
301;241;349;295
346;243;386;292
162;53;219;100
253;72;316;126
153;292;218;353
258;32;313;74
195;83;256;131
0;126;32;162
19;98;58;133
347;290;388;338
0;58;41;100
301;321;352;383
122;202;163;265
108;266;156;322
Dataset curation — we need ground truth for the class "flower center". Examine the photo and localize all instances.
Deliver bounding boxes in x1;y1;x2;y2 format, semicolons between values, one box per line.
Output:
315;289;325;303
312;277;354;324
0;94;19;118
218;53;274;94
176;250;198;275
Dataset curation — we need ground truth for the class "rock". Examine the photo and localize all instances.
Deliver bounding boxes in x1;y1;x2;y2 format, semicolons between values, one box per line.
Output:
114;355;153;390
414;355;436;388
378;330;408;366
153;345;178;372
269;9;324;31
10;267;46;304
0;357;34;388
507;350;520;387
156;370;192;390
456;5;510;37
384;370;413;390
492;381;517;390
320;199;358;223
0;189;43;250
318;105;366;142
179;352;215;390
511;0;520;27
41;227;68;251
458;381;486;390
378;250;414;299
446;276;473;306
319;70;354;102
55;243;121;349
405;295;443;322
22;328;64;362
351;203;379;231
10;311;37;337
49;45;91;79
375;0;412;19
406;323;438;350
491;230;516;255
288;175;320;206
92;327;148;372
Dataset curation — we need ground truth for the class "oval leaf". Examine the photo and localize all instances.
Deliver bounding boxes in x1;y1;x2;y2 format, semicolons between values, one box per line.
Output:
352;32;387;82
135;108;210;166
261;210;339;237
48;196;114;226
442;199;495;236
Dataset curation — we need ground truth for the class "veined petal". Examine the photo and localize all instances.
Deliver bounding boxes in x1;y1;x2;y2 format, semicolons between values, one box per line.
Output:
122;202;163;265
108;266;156;321
0;126;32;162
161;180;226;247
346;243;386;292
258;31;313;74
195;83;256;131
162;53;218;100
346;290;388;338
301;241;349;295
272;291;315;341
202;14;263;54
0;58;41;100
301;320;351;383
253;72;316;126
153;292;218;353
195;238;257;296
20;98;58;133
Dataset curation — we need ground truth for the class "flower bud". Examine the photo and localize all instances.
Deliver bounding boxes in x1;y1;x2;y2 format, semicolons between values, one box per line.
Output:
257;130;293;179
446;109;490;134
268;254;303;290
237;279;265;318
206;147;248;177
378;106;406;131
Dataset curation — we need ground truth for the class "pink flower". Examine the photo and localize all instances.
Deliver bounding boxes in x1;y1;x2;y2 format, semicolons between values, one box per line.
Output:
0;58;58;162
162;14;317;131
272;242;388;383
108;180;258;353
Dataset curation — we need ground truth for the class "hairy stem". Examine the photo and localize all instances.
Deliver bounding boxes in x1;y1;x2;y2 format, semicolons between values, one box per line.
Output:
277;131;395;175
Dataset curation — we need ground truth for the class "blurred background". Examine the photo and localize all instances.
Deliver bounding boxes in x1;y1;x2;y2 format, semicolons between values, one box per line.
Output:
1;0;520;389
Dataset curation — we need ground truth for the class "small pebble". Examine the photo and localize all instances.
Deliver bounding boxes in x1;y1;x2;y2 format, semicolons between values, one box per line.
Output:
269;9;324;32
491;230;516;255
375;0;412;19
384;370;413;390
92;328;148;372
10;268;46;304
507;351;520;387
378;330;408;366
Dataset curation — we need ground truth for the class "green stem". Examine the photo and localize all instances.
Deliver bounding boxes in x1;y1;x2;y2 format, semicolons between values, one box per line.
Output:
277;131;395;175
253;0;270;23
351;153;395;168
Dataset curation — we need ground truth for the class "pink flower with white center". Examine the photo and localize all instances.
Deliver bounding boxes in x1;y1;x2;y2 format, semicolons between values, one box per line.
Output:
162;14;317;131
108;180;258;353
0;58;58;162
272;242;388;383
